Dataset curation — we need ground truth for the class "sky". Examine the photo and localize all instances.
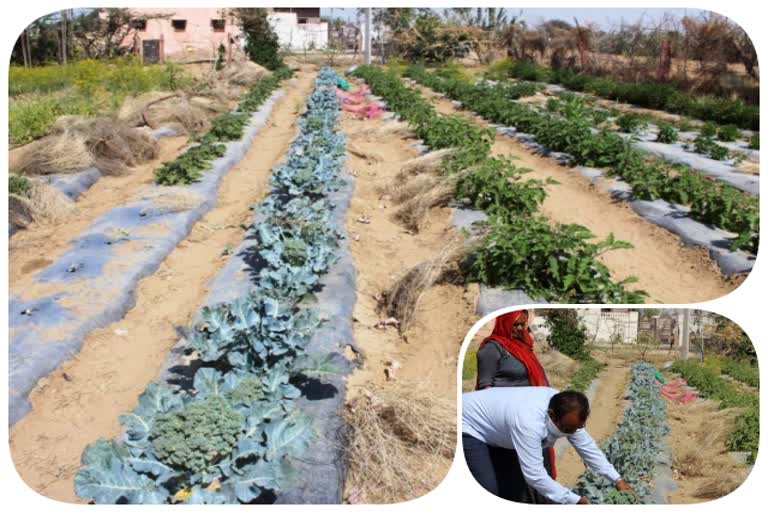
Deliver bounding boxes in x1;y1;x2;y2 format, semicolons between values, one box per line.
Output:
319;7;709;30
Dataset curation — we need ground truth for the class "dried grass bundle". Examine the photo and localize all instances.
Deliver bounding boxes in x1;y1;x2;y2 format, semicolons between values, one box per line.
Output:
343;382;455;503
380;237;466;332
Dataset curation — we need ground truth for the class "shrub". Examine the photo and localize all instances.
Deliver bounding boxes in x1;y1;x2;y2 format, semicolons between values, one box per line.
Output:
455;156;551;221
544;310;591;360
8;92;97;145
748;133;759;149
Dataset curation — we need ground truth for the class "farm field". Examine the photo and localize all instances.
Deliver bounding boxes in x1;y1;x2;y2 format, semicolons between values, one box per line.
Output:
462;308;758;504
6;6;761;506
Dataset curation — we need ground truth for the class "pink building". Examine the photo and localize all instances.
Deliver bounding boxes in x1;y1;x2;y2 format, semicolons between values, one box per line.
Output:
122;8;244;63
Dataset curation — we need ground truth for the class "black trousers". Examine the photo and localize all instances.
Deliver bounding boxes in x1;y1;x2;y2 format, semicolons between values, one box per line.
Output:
462;433;555;503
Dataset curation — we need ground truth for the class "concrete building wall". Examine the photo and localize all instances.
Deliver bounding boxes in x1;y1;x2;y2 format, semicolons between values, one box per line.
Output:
578;309;639;344
125;8;243;62
268;12;328;51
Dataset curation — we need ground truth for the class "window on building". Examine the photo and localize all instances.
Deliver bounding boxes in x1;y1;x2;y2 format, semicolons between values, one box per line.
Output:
130;18;147;31
211;19;225;32
171;19;187;32
297;18;308;24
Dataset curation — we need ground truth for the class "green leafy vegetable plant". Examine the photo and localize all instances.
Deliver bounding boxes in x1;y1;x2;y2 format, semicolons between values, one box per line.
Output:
717;124;741;142
655;123;678;143
9;175;31;197
573;362;669;503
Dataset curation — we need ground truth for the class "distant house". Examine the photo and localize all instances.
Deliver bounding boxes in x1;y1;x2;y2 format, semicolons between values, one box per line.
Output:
120;8;243;63
120;7;331;64
268;8;328;50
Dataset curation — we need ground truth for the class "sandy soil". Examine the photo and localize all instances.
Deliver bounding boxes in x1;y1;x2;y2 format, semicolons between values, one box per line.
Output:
663;377;752;503
413;84;739;304
555;359;631;487
8;66;318;503
340;109;477;401
339;101;477;501
8;134;189;285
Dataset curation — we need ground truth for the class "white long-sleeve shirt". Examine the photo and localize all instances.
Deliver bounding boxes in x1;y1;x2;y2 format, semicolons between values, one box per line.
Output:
462;386;621;504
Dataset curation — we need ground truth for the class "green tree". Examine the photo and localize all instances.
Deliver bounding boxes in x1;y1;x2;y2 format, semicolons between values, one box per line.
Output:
235;8;283;70
544;310;590;360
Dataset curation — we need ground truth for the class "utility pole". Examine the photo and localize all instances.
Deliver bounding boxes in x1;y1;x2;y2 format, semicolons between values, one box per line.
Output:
20;28;30;67
681;309;690;360
697;312;704;363
364;8;371;65
60;10;68;64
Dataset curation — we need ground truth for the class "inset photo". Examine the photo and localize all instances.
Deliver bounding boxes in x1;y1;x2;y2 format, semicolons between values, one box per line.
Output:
461;308;758;504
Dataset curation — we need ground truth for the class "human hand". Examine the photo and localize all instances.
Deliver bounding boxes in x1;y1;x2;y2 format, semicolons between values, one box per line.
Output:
577;496;589;504
614;479;635;494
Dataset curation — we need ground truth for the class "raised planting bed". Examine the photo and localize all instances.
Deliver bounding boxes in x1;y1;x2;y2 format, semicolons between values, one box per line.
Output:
73;67;357;504
352;65;646;306
669;360;759;463
8;71;292;426
7;126;177;238
536;93;759;194
489;59;759;130
406;66;758;257
720;358;760;388
572;361;672;504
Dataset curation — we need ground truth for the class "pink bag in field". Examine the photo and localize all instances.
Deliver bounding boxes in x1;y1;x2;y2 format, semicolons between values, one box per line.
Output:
660;378;699;403
366;103;385;119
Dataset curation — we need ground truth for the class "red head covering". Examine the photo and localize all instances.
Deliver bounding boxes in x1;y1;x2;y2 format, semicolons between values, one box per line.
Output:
476;310;557;478
478;310;549;387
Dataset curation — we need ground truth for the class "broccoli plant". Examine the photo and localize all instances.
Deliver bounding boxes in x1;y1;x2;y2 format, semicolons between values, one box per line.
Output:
150;395;243;474
76;67;348;504
572;362;669;503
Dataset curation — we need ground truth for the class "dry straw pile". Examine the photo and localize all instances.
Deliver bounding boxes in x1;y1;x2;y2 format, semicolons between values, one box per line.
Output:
343;382;456;503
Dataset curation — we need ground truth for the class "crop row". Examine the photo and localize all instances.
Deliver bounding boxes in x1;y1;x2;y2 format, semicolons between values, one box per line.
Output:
353;65;646;303
573;362;669;504
74;67;347;504
720;358;760;388
154;67;293;186
488;59;758;130
546;95;749;162
669;359;759;463
406;66;758;254
566;358;607;393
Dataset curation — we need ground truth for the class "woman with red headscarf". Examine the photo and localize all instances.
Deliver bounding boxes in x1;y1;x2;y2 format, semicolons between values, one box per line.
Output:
469;309;556;503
